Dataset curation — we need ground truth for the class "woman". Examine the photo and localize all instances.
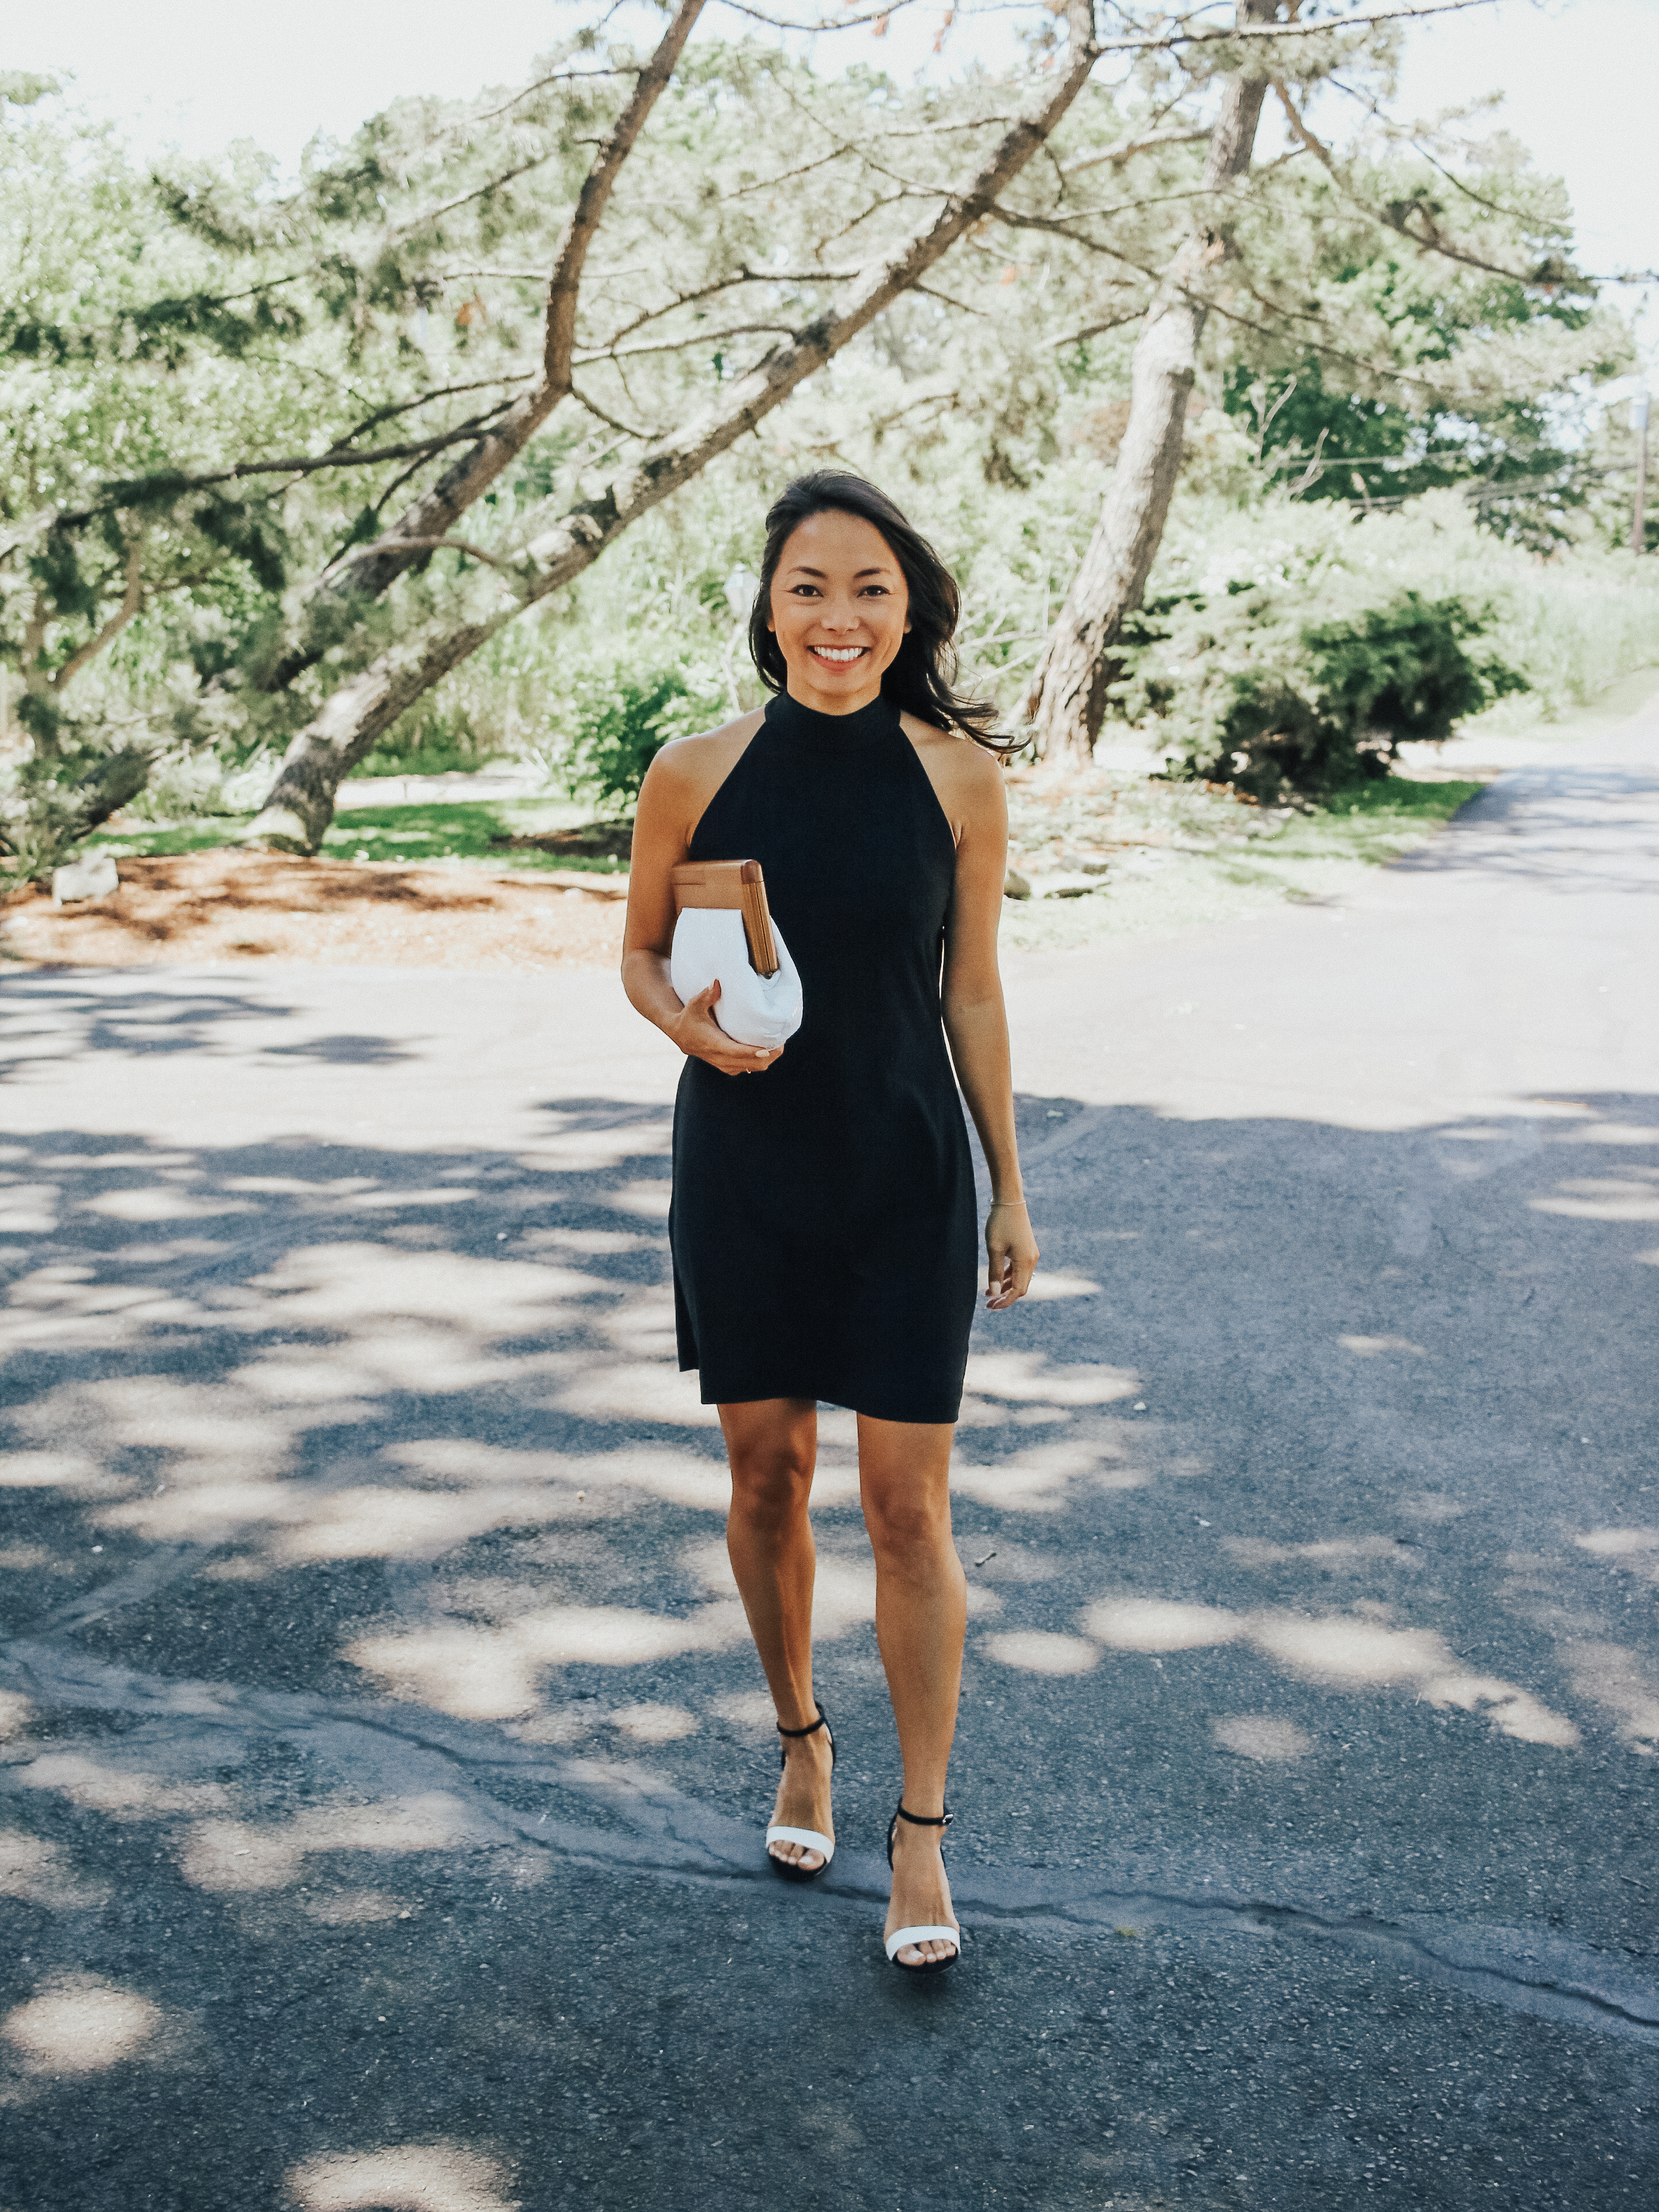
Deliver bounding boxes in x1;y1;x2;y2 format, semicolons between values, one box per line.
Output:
622;471;1039;1973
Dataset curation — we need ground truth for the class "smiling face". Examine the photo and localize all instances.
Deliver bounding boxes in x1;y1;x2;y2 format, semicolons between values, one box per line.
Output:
766;508;911;716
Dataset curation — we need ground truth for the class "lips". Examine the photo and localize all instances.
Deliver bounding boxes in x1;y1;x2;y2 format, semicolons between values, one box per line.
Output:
809;645;868;664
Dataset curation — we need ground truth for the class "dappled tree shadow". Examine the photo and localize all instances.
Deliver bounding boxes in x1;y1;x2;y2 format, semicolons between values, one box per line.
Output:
1395;759;1659;896
4;1081;1654;1850
3;1047;1657;2206
0;977;298;1074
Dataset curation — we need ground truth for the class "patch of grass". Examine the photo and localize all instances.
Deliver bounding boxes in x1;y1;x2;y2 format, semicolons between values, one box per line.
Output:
320;800;628;871
1234;777;1486;865
1001;772;1484;952
85;798;630;874
85;819;256;859
347;741;514;781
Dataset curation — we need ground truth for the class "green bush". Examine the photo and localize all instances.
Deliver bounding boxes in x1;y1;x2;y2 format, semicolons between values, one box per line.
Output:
1223;593;1527;795
1113;579;1527;799
563;661;729;813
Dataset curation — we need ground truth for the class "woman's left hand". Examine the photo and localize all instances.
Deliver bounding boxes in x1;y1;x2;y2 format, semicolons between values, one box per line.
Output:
984;1200;1039;1310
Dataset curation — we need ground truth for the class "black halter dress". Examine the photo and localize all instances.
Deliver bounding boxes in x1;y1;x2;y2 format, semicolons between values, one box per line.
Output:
670;687;978;1423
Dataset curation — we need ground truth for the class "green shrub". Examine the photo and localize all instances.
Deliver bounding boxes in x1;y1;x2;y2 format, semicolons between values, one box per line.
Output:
563;661;729;813
1221;593;1526;795
1113;578;1527;799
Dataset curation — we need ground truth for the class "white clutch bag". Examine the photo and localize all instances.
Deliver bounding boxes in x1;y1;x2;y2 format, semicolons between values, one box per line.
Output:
670;859;803;1051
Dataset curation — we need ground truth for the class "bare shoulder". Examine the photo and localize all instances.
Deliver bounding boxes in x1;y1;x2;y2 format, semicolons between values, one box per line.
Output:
899;712;1007;833
652;708;764;784
643;709;764;811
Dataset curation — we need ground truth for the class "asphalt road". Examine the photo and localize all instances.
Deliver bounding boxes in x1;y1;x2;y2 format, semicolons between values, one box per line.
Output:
3;702;1657;2212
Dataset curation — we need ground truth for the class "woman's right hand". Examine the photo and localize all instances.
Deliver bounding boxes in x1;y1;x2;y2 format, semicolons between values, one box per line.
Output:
668;981;785;1077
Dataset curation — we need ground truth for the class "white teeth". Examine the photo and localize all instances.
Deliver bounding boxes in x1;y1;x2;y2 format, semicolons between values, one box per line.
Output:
812;647;865;662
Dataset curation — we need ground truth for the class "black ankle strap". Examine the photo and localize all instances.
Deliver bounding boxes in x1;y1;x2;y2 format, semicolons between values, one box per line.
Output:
895;1803;952;1830
777;1709;827;1740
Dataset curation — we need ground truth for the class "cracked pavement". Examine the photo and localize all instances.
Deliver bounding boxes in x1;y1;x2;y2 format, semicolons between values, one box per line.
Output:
2;699;1658;2210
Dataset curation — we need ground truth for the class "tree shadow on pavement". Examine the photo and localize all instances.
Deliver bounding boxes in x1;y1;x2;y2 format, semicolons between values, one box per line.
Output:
2;1084;1657;2211
1393;760;1659;897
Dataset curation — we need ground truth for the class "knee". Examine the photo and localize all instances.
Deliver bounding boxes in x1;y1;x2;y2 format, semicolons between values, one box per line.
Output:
728;1445;813;1529
862;1487;953;1566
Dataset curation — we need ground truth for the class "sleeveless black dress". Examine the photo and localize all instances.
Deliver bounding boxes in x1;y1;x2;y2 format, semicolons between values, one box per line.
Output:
670;688;978;1423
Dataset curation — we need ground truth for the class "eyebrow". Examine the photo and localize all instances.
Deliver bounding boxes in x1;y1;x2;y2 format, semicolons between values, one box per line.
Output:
785;563;893;578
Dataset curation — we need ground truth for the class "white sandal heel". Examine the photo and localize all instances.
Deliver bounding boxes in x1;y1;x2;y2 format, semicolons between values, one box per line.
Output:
884;1923;963;1966
766;1707;835;1882
883;1803;960;1972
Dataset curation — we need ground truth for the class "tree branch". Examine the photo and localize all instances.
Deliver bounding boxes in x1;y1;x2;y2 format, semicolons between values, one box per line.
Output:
1027;0;1283;760
1063;125;1211;177
1046;309;1147;349
383;150;569;248
241;0;1104;851
468;63;631;131
1272;82;1579;288
725;147;856;203
1323;73;1560;224
20;590;51;694
263;0;706;673
50;533;148;691
544;0;709;390
911;281;984;316
591;265;859;351
569;384;662;442
578;321;801;366
706;0;919;29
1094;0;1497;55
95;396;529;501
321;534;520;577
328;376;539;452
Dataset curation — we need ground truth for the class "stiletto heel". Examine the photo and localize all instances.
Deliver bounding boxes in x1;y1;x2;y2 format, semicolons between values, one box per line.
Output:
766;1706;835;1881
883;1802;960;1972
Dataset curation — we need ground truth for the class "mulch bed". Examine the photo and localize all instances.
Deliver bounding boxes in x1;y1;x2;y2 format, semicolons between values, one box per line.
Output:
1;850;628;971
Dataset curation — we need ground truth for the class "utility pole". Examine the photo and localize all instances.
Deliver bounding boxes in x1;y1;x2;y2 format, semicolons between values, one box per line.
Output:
1634;391;1650;555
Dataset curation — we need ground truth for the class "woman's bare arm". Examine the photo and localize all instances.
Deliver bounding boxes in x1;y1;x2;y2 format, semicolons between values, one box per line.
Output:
620;715;784;1078
916;730;1040;1309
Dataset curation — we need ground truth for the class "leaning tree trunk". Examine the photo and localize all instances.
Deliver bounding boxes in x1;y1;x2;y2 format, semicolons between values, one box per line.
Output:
240;0;1103;854
256;0;707;696
1026;0;1277;760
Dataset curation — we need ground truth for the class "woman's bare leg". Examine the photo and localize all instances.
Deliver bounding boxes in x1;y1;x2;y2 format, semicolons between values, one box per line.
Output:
858;1413;964;1964
719;1397;834;1871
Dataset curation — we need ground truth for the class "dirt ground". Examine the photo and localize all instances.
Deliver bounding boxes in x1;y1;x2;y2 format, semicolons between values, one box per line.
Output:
0;850;628;971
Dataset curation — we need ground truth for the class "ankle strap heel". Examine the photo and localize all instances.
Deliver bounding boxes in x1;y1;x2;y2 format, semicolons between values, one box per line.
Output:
766;1706;835;1884
885;1802;952;1868
777;1709;829;1741
883;1800;960;1973
776;1706;834;1770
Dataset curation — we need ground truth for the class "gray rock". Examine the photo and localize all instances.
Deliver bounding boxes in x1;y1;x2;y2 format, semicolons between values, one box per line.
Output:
51;850;119;906
1003;866;1032;899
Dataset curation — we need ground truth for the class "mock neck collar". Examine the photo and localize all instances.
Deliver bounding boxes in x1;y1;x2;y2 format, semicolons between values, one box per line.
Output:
763;686;900;753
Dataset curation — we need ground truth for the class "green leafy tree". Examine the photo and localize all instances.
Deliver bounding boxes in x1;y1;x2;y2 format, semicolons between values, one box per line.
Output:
3;3;1639;872
1020;6;1631;757
1214;112;1626;547
5;3;1116;866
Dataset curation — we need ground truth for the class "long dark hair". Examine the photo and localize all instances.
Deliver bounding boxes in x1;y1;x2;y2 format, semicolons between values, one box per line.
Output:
747;471;1017;757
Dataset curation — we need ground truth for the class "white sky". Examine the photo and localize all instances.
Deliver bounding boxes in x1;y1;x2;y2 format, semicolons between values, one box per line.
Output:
10;0;1656;359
